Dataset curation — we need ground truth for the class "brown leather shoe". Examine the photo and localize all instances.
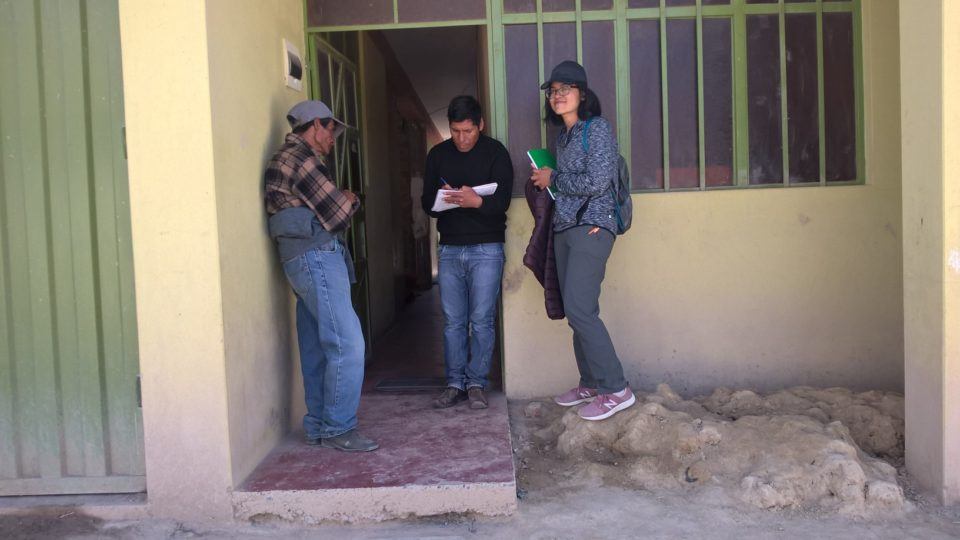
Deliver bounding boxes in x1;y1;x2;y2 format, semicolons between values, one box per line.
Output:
434;387;466;408
468;387;488;409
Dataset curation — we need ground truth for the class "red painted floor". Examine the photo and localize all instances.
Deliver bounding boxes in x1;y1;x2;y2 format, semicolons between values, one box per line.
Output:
239;288;515;491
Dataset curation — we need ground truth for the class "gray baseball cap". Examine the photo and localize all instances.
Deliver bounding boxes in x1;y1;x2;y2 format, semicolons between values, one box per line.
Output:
286;100;346;137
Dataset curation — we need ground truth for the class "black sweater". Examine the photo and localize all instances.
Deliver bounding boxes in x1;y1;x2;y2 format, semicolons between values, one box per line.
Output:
421;135;514;245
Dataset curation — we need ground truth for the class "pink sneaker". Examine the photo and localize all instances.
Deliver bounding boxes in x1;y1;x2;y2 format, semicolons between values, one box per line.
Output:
577;387;636;421
554;386;598;407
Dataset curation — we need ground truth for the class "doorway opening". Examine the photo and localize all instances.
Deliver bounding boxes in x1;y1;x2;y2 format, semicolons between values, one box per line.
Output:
238;27;515;517
354;25;503;394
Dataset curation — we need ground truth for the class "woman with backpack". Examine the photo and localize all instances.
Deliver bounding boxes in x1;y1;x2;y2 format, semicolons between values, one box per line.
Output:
530;60;635;421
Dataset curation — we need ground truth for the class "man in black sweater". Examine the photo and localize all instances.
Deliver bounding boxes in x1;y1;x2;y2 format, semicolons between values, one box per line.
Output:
421;95;513;410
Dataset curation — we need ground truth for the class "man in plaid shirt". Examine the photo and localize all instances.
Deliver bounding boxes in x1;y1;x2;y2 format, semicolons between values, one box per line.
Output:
264;100;377;452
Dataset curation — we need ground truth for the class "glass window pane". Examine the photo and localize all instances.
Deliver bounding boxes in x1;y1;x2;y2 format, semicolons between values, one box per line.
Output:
703;0;731;4
666;18;698;189
746;0;778;4
629;19;663;189
786;0;815;3
398;0;485;22
542;23;578;153
543;0;575;12
307;0;393;27
628;0;659;8
747;14;783;184
666;0;695;6
823;12;857;182
505;25;541;196
703;18;733;187
582;21;617;136
785;13;819;183
504;0;536;13
582;0;613;9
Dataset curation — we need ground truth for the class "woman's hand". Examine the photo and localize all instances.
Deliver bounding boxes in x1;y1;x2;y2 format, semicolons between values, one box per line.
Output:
530;166;553;190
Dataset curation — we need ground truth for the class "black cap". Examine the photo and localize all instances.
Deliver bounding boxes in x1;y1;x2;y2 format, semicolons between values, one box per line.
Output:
540;60;588;90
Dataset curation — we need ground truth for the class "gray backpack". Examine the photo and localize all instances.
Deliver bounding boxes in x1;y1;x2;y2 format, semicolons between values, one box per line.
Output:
582;118;632;234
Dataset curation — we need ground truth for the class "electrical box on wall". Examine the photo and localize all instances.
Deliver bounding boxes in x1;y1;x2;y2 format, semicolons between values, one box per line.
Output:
283;39;303;91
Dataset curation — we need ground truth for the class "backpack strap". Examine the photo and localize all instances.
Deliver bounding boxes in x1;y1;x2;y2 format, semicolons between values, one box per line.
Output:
580;117;594;152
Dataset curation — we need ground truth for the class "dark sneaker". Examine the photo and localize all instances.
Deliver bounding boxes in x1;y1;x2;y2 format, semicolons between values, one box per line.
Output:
434;387;467;408
318;430;379;452
468;387;488;409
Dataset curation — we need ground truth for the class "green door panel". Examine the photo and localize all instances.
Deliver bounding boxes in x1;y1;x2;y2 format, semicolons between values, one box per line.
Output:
0;0;144;496
311;33;372;356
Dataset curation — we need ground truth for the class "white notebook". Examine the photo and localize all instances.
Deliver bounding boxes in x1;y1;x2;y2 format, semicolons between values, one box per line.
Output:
431;182;498;212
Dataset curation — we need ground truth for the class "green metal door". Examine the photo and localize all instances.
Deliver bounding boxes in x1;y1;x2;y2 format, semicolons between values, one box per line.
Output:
310;33;372;354
0;0;145;495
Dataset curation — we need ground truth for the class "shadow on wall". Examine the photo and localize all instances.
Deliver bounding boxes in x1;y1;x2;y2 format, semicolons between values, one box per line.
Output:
262;95;299;430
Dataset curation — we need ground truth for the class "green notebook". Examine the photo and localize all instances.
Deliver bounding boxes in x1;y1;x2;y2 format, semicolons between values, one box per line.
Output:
527;148;558;200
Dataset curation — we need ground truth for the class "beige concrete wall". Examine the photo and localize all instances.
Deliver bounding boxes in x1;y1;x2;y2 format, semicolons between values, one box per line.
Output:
203;0;305;489
901;0;960;505
118;0;234;522
900;0;944;503
503;0;904;399
361;33;399;342
944;0;960;505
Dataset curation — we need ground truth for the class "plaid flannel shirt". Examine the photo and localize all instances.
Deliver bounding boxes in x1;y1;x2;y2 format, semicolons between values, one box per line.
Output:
264;133;356;232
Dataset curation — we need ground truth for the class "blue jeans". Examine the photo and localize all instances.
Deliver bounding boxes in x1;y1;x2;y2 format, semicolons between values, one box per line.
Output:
438;242;504;390
282;241;365;439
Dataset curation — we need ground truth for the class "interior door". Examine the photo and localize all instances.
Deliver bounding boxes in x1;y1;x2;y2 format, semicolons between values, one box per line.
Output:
311;33;372;355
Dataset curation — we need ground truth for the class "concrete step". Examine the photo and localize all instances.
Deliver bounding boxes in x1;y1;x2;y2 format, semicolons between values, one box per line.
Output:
233;391;516;523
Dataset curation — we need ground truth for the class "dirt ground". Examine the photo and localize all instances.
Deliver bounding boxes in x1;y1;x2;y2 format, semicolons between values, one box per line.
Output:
2;397;959;540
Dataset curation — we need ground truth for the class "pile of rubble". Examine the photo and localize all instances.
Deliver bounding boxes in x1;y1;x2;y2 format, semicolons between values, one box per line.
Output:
530;384;905;516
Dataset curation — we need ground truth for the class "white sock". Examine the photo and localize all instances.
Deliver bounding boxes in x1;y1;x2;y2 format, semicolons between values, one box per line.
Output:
614;388;629;397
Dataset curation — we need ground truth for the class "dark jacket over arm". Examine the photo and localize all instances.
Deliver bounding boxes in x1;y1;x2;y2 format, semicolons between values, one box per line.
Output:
523;180;565;320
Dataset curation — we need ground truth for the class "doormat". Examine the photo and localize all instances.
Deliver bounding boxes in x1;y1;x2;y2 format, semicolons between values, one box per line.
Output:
374;377;447;392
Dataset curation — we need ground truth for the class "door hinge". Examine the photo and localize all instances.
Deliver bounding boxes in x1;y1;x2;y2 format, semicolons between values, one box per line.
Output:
122;126;128;159
136;374;142;408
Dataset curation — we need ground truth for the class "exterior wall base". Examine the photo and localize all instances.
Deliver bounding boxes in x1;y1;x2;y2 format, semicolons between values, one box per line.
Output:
232;483;518;524
0;494;150;521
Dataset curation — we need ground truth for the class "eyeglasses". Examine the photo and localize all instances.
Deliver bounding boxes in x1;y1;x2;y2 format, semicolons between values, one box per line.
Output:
544;84;577;99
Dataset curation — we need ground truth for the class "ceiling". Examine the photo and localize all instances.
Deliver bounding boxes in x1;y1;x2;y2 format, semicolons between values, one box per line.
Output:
382;26;481;140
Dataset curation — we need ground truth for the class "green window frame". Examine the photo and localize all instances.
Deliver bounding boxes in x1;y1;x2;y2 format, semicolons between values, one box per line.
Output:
305;0;864;192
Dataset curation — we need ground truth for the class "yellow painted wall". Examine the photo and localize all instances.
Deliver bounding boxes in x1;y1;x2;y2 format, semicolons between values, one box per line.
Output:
203;0;305;488
121;0;306;520
902;0;960;505
944;0;960;505
900;0;944;502
503;0;904;398
118;0;233;521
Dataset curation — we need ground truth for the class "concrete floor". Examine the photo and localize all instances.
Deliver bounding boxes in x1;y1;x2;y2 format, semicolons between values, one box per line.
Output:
238;392;514;491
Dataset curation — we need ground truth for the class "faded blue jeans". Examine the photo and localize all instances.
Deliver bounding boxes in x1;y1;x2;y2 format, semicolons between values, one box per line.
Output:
438;242;504;390
282;241;365;439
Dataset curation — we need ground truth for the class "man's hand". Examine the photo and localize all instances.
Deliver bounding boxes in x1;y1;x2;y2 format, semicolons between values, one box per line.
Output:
342;189;358;206
442;185;483;208
531;166;553;190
